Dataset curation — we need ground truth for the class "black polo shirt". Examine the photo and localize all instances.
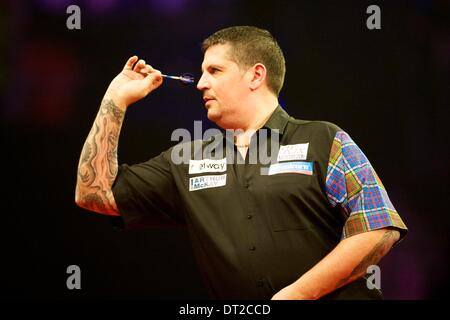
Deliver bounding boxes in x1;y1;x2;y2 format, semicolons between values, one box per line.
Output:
112;106;384;299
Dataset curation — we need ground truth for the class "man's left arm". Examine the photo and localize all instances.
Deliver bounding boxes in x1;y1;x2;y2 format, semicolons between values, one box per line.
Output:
273;130;407;300
272;227;399;299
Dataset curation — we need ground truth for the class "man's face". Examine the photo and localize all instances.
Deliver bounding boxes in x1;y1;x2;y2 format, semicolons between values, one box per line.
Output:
197;44;250;129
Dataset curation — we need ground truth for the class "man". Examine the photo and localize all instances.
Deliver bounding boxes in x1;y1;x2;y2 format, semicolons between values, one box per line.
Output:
75;26;407;299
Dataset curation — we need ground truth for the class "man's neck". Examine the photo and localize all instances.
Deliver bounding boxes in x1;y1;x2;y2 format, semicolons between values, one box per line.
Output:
234;96;278;147
242;93;279;131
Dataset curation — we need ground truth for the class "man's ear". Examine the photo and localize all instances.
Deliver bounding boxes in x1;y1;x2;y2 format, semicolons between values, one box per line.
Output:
249;63;267;91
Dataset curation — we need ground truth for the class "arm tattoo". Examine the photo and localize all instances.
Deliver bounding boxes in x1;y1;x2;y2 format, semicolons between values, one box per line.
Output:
336;229;397;289
101;98;124;125
76;98;125;214
80;193;107;213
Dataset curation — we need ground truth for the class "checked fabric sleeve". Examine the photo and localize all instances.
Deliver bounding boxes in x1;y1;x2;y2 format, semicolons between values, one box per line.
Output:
325;131;408;242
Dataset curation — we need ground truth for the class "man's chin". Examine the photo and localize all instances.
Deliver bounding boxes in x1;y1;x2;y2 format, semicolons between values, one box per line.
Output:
206;109;221;123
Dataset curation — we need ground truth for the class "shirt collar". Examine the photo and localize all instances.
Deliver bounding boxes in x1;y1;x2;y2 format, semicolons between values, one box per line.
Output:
262;105;290;135
220;105;290;145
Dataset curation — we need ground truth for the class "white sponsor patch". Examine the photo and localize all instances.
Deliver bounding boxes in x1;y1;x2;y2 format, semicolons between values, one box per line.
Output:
189;158;227;174
277;143;309;162
268;161;313;176
189;174;227;191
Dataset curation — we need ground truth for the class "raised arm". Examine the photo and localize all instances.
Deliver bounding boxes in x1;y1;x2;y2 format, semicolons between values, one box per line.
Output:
75;56;163;215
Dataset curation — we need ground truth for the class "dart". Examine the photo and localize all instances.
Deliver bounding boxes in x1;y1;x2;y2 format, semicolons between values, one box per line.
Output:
161;73;195;85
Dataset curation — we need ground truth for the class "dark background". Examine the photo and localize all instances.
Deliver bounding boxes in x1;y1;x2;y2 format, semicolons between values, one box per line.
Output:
2;0;449;299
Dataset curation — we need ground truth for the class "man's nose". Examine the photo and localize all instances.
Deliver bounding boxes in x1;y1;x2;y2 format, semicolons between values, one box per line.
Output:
196;73;209;91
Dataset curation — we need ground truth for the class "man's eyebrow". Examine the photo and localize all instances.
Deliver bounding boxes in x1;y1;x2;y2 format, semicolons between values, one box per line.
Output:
201;64;224;73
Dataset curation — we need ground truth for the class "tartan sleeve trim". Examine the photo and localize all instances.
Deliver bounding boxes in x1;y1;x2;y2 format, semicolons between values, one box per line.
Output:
342;209;408;243
326;131;408;241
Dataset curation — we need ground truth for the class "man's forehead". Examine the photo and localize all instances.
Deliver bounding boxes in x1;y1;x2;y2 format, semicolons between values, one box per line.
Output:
201;44;234;70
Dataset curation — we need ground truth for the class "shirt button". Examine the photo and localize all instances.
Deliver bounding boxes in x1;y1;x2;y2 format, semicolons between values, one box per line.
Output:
249;246;256;251
247;214;253;219
256;279;264;287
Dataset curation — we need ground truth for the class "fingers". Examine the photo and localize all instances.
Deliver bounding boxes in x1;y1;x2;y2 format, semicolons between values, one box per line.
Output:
122;56;163;90
123;56;159;77
143;69;163;90
133;59;147;73
123;56;148;73
140;64;154;75
123;56;138;70
136;61;161;81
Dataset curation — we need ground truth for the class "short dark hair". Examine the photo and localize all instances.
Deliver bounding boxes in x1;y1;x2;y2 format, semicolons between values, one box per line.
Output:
202;26;286;96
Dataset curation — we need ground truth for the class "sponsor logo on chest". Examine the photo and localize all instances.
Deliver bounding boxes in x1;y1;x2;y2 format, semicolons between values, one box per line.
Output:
189;174;227;191
189;158;227;174
277;143;309;162
268;161;314;176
